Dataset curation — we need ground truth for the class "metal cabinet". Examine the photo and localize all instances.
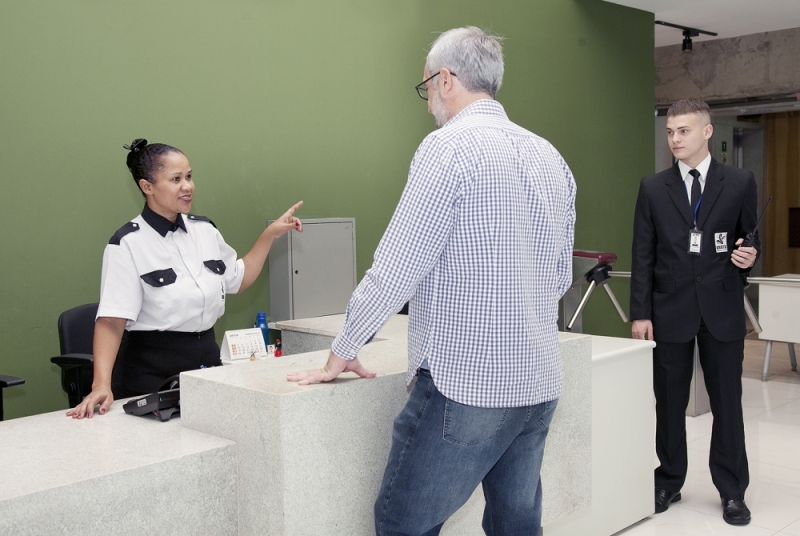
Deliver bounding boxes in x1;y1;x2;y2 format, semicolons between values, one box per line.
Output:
268;218;357;321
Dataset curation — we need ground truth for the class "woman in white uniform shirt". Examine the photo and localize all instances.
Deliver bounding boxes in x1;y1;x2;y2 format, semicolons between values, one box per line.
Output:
68;139;302;418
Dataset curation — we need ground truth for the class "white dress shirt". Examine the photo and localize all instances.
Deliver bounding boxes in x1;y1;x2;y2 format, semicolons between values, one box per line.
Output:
678;152;711;201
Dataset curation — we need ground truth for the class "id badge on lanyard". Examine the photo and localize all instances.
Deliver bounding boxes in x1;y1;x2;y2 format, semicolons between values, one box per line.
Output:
688;195;703;256
689;229;702;255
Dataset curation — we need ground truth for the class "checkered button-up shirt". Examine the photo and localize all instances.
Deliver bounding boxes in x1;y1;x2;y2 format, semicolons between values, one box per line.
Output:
332;99;576;407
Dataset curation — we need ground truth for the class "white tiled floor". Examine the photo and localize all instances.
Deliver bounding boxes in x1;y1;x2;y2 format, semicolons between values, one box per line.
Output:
615;375;800;535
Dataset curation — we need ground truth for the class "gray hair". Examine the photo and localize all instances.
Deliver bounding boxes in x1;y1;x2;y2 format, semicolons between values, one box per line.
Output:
426;27;504;98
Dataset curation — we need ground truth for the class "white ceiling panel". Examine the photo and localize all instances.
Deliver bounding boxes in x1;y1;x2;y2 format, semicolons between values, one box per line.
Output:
603;0;800;47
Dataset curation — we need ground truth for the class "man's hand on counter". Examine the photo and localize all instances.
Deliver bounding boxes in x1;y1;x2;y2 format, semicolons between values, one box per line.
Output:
286;350;376;385
631;319;654;341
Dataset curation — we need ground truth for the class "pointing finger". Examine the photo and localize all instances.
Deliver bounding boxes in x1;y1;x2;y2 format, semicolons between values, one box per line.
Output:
286;201;304;217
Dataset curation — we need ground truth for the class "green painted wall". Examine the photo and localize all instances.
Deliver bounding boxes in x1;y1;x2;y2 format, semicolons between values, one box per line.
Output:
0;0;653;419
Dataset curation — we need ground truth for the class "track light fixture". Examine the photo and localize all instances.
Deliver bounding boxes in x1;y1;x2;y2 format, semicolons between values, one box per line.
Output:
655;21;718;52
682;30;693;52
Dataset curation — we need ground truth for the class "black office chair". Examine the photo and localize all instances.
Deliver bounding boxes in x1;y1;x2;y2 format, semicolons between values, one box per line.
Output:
0;374;25;421
50;303;97;408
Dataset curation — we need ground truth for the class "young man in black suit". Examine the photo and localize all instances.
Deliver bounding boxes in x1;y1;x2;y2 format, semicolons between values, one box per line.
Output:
630;99;760;525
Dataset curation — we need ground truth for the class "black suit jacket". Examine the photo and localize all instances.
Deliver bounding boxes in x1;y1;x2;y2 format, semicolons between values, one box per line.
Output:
630;158;760;343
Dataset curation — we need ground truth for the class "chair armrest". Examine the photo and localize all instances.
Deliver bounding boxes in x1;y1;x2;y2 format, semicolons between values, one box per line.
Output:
50;354;94;408
0;375;25;388
51;354;94;367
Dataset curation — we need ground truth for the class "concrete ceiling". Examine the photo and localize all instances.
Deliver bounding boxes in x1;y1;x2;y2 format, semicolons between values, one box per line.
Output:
603;0;800;47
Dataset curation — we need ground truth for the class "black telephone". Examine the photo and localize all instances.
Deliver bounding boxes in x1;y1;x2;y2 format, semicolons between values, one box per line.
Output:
122;374;181;422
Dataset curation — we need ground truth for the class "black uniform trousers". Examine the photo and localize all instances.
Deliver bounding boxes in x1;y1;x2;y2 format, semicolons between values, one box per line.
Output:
653;317;749;500
112;328;222;399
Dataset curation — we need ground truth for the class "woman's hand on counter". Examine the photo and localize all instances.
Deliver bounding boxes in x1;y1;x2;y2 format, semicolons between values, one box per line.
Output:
66;317;124;419
66;386;114;419
286;350;376;385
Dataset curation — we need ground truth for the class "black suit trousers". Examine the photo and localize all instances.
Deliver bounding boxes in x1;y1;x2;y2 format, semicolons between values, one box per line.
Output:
653;318;749;500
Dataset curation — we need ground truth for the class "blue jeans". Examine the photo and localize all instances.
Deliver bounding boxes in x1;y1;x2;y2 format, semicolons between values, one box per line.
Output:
374;369;558;536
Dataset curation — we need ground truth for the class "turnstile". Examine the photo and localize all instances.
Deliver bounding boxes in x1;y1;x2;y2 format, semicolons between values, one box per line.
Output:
560;251;713;417
559;250;628;333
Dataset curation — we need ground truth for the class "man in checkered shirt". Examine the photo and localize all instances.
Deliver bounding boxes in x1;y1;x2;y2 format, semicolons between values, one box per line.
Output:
288;26;576;535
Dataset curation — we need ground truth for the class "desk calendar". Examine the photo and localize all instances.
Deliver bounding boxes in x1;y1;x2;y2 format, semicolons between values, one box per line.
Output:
221;328;269;362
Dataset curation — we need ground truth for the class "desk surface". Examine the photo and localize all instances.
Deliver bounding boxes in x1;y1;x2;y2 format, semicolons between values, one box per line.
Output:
0;399;234;502
273;313;589;345
591;335;656;364
272;313;408;341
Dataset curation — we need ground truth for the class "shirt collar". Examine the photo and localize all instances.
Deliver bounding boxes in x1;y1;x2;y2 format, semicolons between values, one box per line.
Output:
442;98;506;128
141;204;187;237
678;152;711;183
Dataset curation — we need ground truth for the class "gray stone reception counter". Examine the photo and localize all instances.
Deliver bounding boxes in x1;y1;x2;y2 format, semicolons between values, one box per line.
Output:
1;314;657;535
0;402;237;535
181;314;592;535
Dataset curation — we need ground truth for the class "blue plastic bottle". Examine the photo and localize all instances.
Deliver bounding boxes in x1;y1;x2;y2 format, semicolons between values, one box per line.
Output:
255;311;269;347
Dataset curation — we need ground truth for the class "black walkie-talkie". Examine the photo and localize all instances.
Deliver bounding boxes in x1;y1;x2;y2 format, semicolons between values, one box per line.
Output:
741;197;772;248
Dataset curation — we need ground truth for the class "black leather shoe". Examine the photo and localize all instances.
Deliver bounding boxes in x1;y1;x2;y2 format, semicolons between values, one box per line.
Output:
654;488;681;513
722;498;751;525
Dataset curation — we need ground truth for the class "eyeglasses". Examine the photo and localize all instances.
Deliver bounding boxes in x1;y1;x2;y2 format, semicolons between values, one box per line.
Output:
415;71;457;100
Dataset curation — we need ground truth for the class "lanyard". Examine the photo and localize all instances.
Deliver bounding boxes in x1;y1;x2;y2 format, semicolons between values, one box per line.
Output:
692;194;703;230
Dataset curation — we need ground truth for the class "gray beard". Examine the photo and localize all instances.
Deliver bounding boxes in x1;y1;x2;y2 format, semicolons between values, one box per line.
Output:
429;93;449;129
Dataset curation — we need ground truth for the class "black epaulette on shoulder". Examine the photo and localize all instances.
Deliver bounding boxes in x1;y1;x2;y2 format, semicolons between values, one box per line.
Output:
186;214;217;228
108;221;141;245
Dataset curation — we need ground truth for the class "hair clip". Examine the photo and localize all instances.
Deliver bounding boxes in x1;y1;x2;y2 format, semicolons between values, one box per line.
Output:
123;138;148;152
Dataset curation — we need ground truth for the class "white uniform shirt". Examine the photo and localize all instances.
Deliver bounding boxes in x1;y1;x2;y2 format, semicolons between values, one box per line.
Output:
331;100;576;408
98;205;245;332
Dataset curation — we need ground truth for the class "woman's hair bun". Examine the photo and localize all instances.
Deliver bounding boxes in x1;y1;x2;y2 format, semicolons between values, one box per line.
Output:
123;138;148;152
122;138;183;197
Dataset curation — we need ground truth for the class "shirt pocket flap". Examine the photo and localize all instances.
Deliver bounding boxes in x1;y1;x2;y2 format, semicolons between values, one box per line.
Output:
203;260;227;275
654;278;676;294
140;268;177;287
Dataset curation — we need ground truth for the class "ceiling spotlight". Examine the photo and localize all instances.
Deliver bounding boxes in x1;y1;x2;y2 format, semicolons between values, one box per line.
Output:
682;30;693;52
655;21;718;53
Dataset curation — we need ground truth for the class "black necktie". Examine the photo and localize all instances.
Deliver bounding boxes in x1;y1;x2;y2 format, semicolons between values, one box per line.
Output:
689;169;701;210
